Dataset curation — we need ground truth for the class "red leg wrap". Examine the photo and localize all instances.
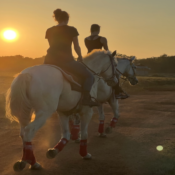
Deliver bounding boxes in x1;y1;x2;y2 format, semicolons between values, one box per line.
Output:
98;120;104;133
54;138;68;152
79;140;87;157
110;118;118;128
22;142;36;166
71;124;80;140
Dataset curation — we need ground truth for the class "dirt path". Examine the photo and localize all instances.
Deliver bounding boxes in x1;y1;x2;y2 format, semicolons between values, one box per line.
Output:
1;90;175;175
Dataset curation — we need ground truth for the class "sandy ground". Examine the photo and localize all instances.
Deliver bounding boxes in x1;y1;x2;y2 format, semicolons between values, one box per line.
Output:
0;76;175;175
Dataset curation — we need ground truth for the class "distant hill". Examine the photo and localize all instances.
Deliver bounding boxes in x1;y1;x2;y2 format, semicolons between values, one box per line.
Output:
135;54;175;74
0;54;175;74
0;55;44;72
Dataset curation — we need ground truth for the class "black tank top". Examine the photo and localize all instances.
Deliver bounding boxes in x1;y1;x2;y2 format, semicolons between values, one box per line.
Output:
85;36;103;53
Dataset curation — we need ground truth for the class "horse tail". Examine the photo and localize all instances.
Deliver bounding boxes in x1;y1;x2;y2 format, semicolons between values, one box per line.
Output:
6;73;33;125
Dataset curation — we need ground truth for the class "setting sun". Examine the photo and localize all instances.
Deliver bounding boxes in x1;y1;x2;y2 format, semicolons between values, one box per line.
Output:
3;30;17;41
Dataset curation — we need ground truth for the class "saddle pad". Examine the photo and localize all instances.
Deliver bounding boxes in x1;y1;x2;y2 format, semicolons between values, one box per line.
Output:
44;64;82;92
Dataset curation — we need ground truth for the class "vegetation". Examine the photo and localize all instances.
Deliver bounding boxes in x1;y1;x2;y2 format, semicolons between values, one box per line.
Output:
122;76;175;94
0;54;175;74
134;54;175;74
0;55;44;72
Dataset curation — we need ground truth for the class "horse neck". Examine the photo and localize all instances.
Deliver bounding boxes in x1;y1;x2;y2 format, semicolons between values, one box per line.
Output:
83;54;109;74
117;59;129;77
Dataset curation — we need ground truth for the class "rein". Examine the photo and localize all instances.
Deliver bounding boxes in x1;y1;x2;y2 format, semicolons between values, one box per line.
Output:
80;54;116;80
79;61;101;76
100;63;111;75
116;62;136;83
100;54;116;80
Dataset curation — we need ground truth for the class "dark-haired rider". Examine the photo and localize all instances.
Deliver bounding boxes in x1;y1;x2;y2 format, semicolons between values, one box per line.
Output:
84;24;128;99
44;9;99;106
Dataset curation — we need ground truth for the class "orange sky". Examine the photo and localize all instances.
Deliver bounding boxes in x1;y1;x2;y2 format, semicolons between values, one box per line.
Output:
0;0;175;59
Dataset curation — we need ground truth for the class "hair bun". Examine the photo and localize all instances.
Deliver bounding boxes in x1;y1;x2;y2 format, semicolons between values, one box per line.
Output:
54;9;62;17
53;8;69;23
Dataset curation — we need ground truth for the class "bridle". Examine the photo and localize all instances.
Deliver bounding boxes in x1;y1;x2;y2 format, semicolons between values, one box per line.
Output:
116;60;137;82
80;51;117;83
81;53;137;87
101;53;117;79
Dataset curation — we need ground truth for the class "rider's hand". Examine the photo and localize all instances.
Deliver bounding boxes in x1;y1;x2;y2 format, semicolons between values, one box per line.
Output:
77;56;83;62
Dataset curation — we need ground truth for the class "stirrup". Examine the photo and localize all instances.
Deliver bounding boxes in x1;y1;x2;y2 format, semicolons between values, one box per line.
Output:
115;92;129;99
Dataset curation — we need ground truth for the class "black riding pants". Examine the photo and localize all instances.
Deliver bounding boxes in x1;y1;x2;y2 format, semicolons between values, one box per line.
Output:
114;77;123;93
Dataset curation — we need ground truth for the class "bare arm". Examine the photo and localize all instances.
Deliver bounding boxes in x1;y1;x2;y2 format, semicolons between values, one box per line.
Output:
73;36;83;61
47;40;51;47
84;38;88;48
100;37;109;51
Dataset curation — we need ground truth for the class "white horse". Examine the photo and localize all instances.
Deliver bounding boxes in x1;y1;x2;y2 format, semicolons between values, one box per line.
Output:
5;50;117;172
97;57;138;137
70;57;138;140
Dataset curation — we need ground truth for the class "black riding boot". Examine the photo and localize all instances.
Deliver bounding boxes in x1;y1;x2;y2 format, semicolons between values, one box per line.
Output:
81;92;99;107
114;84;129;99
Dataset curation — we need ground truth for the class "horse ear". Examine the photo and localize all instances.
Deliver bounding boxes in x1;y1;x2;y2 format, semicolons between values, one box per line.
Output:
130;56;135;62
111;51;117;57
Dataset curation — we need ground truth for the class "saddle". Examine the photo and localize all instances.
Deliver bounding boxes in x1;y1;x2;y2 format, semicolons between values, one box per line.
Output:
45;64;82;92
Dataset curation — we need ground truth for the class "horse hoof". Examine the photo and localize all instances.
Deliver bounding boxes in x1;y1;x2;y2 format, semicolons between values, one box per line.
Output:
74;138;80;143
13;160;26;172
105;126;113;134
99;133;107;138
83;153;92;160
29;162;42;170
46;148;58;159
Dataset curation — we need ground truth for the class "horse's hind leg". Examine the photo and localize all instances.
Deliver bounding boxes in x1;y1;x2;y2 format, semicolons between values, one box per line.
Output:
46;113;69;159
14;111;52;171
13;125;28;172
97;105;106;138
79;107;93;160
69;114;80;142
105;97;119;134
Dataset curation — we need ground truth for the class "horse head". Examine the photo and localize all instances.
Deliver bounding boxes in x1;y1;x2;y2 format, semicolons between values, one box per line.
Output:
116;56;138;86
127;57;138;85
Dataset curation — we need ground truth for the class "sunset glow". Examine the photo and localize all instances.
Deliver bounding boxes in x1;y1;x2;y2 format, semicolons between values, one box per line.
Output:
3;30;17;41
0;0;175;58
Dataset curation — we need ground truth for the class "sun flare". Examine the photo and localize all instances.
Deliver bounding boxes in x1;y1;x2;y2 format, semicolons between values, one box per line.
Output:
3;30;17;41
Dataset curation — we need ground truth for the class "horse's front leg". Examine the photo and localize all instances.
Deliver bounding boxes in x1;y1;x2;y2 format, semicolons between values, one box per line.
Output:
105;97;119;134
46;113;70;159
97;104;106;138
79;107;93;160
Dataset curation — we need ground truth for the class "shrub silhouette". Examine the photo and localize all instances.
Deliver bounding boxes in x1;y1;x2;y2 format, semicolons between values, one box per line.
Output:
0;54;175;74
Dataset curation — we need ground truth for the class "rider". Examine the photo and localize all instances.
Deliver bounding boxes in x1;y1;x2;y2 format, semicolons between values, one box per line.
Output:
84;24;128;99
44;9;99;106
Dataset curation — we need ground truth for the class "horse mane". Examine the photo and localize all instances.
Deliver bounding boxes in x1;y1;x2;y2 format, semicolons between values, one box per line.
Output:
116;57;130;61
83;49;111;61
83;49;118;64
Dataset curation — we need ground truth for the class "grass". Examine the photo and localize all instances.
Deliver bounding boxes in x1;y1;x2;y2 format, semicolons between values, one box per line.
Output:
122;76;175;94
